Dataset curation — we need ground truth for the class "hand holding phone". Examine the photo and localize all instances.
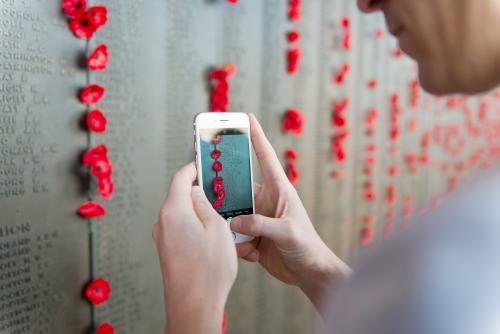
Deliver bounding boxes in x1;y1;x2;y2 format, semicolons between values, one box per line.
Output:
194;112;255;243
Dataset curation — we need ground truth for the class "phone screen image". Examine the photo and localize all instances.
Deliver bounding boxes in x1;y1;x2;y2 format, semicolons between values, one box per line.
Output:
199;127;254;219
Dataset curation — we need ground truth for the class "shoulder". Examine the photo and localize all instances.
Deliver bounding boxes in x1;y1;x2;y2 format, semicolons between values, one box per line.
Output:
317;171;500;334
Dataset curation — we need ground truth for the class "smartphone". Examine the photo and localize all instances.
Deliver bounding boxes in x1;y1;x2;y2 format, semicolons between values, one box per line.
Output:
194;112;255;243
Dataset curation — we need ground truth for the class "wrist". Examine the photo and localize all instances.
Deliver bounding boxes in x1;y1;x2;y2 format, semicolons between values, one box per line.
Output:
166;295;226;334
299;247;352;313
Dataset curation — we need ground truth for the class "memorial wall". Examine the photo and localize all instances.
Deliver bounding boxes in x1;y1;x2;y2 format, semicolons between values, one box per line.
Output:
1;1;500;333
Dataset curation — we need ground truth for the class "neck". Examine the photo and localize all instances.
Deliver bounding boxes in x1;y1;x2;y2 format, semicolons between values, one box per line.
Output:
462;0;500;93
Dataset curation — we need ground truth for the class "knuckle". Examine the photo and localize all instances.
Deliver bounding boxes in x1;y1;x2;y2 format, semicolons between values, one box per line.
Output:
158;204;173;224
249;215;264;235
159;205;168;220
286;224;301;244
171;169;182;183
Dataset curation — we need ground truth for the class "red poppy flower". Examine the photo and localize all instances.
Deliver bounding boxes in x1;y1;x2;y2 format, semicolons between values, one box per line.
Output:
83;145;108;166
375;28;385;39
213;161;223;172
393;48;403;58
96;323;115;334
410;79;420;108
213;200;223;209
98;177;114;201
366;144;376;153
62;0;87;17
333;98;349;113
217;189;226;201
282;108;304;136
210;64;237;80
87;44;109;71
390;93;400;107
87;6;108;27
334;145;346;163
287;30;300;43
87;109;107;133
91;158;112;178
364;189;375;201
333;114;346;127
210;69;229;81
211;149;221;159
287;48;301;74
363;166;373;176
342;32;352;51
227;0;238;4
335;130;350;142
85;278;111;305
331;170;344;179
285;148;298;161
360;226;373;247
365;156;376;165
77;201;106;219
367;79;378;90
224;63;237;76
213;80;229;95
335;63;351;85
80;84;105;105
211;91;229;112
365;107;378;126
69;13;98;39
288;0;301;22
388;165;399;177
390;127;400;141
222;311;228;334
340;17;351;30
287;163;300;185
386;185;396;204
214;182;224;194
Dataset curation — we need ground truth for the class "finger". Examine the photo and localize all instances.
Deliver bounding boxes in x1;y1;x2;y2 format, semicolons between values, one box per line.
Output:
236;242;257;258
248;113;287;182
167;162;197;203
231;214;289;244
191;185;220;228
253;182;262;197
242;249;260;262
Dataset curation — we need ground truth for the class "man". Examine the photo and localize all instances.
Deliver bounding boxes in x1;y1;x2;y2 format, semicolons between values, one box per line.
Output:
153;0;500;333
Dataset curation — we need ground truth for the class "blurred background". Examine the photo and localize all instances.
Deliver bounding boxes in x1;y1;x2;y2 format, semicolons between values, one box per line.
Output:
0;0;499;333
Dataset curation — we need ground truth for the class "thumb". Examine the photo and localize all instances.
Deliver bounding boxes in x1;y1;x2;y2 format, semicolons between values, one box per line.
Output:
231;214;289;244
191;186;220;227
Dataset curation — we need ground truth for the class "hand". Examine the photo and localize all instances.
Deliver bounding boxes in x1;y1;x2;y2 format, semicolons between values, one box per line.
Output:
153;162;237;334
231;114;352;311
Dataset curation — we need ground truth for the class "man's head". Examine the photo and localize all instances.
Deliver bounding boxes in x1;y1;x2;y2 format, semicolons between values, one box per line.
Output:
357;0;500;95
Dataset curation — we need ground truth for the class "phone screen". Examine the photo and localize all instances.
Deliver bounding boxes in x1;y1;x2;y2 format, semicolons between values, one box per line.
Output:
199;127;254;219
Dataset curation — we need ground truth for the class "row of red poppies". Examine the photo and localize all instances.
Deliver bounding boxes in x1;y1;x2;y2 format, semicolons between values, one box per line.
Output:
282;1;304;185
62;1;114;333
211;135;226;209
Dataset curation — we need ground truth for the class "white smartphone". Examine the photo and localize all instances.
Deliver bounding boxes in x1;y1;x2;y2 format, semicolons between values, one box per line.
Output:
194;112;255;243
